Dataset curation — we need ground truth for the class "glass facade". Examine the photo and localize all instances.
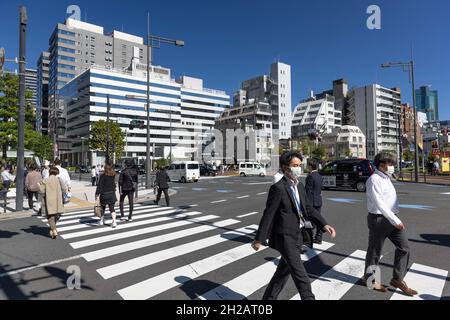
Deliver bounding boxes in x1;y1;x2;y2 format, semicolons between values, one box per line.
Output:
416;86;439;122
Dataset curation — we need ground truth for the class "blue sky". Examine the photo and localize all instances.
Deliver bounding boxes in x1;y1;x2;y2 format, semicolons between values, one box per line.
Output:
1;0;449;119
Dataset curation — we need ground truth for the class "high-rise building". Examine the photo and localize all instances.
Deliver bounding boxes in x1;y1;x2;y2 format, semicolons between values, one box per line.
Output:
348;84;402;158
59;59;230;166
240;62;292;141
25;68;37;111
415;85;439;122
36;51;50;134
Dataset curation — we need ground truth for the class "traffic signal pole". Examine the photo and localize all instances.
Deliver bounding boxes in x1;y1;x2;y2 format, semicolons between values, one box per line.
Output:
16;6;27;211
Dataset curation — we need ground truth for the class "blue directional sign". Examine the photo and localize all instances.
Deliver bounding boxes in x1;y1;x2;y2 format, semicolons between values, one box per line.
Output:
216;189;235;193
192;188;208;191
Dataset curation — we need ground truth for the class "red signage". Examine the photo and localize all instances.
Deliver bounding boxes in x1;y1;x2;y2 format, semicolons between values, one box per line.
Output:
444;151;450;158
432;148;440;155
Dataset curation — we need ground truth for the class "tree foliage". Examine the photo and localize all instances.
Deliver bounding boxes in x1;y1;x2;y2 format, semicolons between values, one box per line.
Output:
89;120;125;161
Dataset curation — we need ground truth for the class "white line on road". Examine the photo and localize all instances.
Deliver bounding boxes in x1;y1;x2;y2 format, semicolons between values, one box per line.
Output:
211;199;227;204
290;249;367;300
117;225;260;300
236;212;259;218
236;195;250;199
0;255;82;278
82;219;240;262
98;224;255;279
69;212;209;249
199;241;334;300
244;182;272;185
257;192;268;195
390;263;448;300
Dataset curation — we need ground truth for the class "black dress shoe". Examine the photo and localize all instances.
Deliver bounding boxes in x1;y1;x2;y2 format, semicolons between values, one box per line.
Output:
313;239;322;245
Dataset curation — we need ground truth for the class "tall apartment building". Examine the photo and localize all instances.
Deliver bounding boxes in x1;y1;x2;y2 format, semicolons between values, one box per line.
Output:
291;93;342;140
240;62;292;141
25;68;37;111
415;85;439;122
59;58;230;166
348;84;402;158
36;51;50;133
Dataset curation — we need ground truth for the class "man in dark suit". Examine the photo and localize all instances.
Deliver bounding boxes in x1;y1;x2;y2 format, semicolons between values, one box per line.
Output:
154;166;171;207
252;152;336;300
305;159;324;245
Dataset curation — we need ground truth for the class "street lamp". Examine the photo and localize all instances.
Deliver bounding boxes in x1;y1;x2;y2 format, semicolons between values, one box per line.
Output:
381;54;419;182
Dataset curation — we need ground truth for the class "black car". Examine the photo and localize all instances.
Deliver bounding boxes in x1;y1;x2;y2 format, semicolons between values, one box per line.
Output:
319;158;376;192
200;165;218;176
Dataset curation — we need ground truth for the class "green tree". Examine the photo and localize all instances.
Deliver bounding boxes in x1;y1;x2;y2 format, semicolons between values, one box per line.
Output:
0;73;35;158
155;157;170;169
28;132;53;160
344;148;353;158
89;120;125;162
311;144;326;161
403;149;413;161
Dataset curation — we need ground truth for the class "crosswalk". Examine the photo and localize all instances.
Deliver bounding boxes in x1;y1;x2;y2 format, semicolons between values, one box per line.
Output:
35;204;448;300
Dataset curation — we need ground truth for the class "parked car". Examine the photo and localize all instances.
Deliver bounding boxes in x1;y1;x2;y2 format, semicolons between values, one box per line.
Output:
200;165;218;176
75;165;89;174
319;158;376;192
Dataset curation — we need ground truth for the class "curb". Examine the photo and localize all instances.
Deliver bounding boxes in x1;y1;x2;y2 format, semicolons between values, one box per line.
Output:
398;179;450;187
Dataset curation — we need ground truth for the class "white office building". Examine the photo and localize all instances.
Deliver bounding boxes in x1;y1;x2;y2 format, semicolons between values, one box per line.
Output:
291;93;342;139
347;84;402;158
59;57;230;167
322;125;366;158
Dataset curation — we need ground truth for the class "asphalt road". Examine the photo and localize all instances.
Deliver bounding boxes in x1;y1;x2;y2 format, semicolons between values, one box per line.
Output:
0;175;449;300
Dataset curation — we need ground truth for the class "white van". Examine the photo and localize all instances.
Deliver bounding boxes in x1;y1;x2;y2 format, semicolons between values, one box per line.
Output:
167;161;200;183
239;162;266;177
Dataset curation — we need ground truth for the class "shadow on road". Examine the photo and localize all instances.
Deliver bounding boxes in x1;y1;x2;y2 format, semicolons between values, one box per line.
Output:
0;230;20;239
176;275;242;300
409;234;450;247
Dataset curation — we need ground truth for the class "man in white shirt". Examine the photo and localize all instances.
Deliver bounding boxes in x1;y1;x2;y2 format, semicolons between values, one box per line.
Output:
364;152;417;296
42;160;50;179
54;159;71;191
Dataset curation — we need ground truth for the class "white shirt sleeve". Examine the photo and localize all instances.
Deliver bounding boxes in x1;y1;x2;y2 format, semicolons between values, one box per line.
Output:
367;177;402;226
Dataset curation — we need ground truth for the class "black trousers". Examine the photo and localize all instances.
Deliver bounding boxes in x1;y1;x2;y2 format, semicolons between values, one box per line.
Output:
312;206;323;241
91;177;96;186
27;190;39;209
156;188;170;206
120;190;134;218
263;232;315;300
364;214;410;281
101;203;115;216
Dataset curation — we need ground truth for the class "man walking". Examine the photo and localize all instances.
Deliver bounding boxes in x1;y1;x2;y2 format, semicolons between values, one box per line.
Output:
153;166;171;207
305;159;324;244
119;160;138;221
91;166;97;186
364;151;418;296
252;152;336;300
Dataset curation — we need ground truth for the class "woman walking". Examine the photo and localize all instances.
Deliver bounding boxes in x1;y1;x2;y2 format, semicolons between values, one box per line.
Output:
25;163;43;211
39;167;67;239
95;163;118;228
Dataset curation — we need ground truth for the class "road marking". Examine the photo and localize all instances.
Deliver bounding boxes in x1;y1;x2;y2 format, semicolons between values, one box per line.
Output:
236;195;250;199
257;192;267;195
244;182;272;185
82;219;240;262
291;250;367;300
0;255;82;278
236;212;259;218
186;204;198;207
390;263;448;300
55;207;178;230
399;204;435;211
54;204;150;217
199;241;334;300
117;225;261;300
69;212;212;249
327;198;361;204
211;199;227;204
440;192;450;195
98;224;255;279
61;209;194;240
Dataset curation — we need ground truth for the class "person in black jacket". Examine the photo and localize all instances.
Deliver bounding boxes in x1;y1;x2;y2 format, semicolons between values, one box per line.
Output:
119;160;138;222
252;152;336;300
305;159;324;244
95;163;118;228
153;166;171;206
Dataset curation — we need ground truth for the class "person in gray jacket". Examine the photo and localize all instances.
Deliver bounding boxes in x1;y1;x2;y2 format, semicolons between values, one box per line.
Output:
153;166;171;207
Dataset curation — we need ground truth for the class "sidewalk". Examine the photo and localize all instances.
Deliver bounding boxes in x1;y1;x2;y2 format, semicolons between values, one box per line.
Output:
399;173;450;186
0;180;177;221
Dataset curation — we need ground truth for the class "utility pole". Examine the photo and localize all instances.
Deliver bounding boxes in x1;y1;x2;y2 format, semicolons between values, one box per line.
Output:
410;52;419;183
106;94;111;164
146;12;152;188
16;6;27;211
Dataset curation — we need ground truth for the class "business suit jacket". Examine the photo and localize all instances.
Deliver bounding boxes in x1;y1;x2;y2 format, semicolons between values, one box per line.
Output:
305;171;323;208
255;176;328;251
155;169;171;189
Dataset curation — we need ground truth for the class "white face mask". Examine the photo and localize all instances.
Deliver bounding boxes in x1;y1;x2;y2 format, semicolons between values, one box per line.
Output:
387;165;395;176
290;167;302;179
